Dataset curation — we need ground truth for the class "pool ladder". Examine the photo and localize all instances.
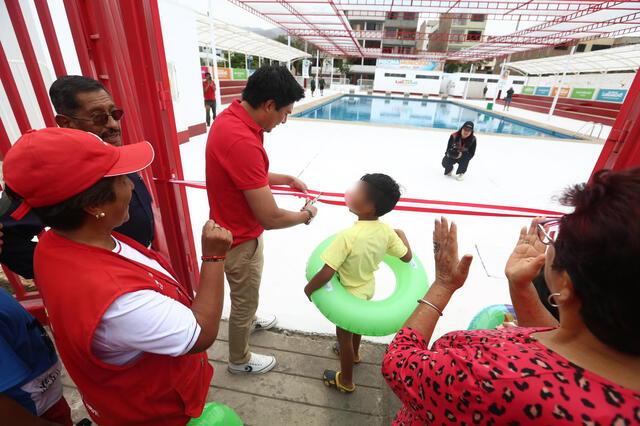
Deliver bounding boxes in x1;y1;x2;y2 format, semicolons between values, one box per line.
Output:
574;121;605;139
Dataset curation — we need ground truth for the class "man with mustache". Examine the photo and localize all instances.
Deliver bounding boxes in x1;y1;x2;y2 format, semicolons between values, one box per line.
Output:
0;75;154;278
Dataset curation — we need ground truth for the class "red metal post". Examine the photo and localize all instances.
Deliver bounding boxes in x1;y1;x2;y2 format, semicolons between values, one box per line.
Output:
62;0;95;77
5;0;56;127
591;69;640;175
0;42;32;133
61;0;199;293
34;0;67;77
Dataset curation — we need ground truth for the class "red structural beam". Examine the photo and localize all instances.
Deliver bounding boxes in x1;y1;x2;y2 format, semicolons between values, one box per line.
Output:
34;0;67;77
5;0;56;128
0;42;31;133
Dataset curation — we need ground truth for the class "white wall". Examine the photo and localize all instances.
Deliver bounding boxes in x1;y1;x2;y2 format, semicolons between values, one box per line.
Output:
158;0;204;132
373;68;441;94
526;73;634;91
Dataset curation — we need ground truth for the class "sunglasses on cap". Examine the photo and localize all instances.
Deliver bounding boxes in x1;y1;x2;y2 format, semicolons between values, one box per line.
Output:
64;109;124;126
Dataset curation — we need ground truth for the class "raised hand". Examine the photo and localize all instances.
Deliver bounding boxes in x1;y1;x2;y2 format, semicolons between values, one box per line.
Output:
201;220;233;257
433;217;473;292
504;218;547;287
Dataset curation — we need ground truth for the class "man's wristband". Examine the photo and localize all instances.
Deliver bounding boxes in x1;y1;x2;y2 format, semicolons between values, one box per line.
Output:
202;255;226;262
417;298;444;316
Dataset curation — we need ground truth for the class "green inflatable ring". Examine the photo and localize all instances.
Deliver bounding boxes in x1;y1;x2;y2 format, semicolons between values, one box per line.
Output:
305;235;429;336
467;304;516;330
187;402;243;425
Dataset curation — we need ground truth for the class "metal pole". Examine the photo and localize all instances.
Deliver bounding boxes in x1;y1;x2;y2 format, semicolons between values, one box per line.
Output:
228;50;231;68
315;50;320;80
0;42;31;133
208;0;221;114
287;35;291;70
548;45;576;119
245;53;248;72
464;64;474;100
34;0;67;77
330;57;334;87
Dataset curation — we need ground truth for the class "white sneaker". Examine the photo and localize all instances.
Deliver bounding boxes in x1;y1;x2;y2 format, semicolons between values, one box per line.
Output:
228;352;277;375
250;314;277;333
456;173;465;181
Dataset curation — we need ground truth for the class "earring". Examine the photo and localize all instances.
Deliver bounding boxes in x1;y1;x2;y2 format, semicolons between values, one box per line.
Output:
547;292;562;308
95;212;106;219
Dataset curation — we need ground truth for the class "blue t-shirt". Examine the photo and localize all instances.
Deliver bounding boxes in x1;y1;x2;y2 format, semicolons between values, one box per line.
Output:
0;289;60;415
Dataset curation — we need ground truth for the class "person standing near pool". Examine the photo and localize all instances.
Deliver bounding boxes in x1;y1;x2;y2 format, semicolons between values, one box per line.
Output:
206;65;318;375
504;86;515;111
442;121;477;181
319;78;325;96
310;77;317;97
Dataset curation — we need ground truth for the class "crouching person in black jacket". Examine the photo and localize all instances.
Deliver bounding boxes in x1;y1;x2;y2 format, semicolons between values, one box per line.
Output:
442;121;477;181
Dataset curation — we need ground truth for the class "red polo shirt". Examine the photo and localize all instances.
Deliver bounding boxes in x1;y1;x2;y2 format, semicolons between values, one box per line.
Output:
206;100;269;248
203;81;215;101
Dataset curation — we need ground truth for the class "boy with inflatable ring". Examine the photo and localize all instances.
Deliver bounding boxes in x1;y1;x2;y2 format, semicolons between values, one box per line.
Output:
304;173;413;392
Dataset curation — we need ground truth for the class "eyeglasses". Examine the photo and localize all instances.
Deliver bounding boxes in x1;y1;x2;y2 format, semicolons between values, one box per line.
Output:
537;219;561;245
65;109;124;126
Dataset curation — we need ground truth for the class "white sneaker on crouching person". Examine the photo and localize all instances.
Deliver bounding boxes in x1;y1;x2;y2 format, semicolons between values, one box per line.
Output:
250;313;277;333
228;352;277;375
456;173;465;181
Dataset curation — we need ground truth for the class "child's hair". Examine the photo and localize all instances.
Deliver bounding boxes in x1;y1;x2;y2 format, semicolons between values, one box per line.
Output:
360;173;401;216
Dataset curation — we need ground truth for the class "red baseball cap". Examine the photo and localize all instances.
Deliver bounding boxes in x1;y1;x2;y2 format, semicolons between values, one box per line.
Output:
3;128;155;220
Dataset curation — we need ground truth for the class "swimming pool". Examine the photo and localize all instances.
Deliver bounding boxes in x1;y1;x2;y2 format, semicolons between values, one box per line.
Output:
294;95;575;139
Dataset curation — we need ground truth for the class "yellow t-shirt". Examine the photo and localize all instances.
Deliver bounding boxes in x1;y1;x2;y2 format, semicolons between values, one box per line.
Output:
320;220;408;300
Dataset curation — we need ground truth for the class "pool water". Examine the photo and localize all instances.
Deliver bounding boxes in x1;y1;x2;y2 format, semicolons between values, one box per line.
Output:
294;95;574;139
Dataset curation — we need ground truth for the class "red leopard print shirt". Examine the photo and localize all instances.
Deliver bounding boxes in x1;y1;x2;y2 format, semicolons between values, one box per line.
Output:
382;327;640;425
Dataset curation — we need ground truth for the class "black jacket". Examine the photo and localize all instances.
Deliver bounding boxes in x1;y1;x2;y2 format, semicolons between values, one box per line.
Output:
445;132;476;160
0;173;154;279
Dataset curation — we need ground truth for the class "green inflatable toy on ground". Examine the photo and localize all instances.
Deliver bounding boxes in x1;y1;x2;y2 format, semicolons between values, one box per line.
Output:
187;402;243;426
467;304;516;330
305;235;429;336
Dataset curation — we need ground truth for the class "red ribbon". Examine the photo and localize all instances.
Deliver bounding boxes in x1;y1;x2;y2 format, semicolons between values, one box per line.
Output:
159;179;564;219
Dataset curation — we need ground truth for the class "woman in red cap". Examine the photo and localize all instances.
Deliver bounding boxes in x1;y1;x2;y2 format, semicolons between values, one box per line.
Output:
3;128;232;425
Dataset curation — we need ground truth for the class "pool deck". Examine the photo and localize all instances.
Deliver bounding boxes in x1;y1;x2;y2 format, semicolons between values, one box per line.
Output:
61;320;403;425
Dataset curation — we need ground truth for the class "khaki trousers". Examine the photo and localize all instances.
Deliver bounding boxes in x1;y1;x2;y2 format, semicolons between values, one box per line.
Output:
225;235;264;364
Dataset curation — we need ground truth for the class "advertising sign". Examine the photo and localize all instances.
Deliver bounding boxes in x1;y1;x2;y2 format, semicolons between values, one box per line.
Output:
551;87;570;97
534;86;551;96
570;88;595;100
521;86;535;95
216;68;231;80
232;68;248;80
302;59;312;78
596;89;627;103
395;79;418;87
377;59;437;71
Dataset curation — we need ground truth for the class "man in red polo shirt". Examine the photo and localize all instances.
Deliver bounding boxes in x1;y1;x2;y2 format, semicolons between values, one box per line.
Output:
203;72;216;126
206;65;317;374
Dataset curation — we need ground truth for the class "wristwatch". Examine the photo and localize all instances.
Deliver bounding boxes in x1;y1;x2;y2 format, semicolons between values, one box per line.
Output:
302;208;315;225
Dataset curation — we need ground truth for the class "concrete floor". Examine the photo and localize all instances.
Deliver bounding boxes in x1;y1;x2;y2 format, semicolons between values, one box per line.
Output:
62;320;403;426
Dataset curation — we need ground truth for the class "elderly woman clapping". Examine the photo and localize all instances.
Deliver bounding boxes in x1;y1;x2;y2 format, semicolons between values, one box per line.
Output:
383;168;640;425
4;128;232;426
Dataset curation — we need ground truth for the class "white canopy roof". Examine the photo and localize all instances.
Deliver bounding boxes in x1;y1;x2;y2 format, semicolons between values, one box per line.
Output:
196;15;311;63
506;44;640;75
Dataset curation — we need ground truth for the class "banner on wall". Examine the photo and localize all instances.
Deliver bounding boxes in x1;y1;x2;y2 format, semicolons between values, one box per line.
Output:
377;59;437;71
570;88;595;100
322;58;332;74
521;86;535;95
216;68;231;80
233;68;248;80
551;87;570;97
534;86;551;96
302;59;312;78
596;89;627;103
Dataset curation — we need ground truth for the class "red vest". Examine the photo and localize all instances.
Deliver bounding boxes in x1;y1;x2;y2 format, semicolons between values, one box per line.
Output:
34;230;212;426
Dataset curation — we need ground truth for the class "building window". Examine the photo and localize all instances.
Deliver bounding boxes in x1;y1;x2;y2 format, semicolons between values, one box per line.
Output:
471;14;485;22
450;29;465;43
365;22;381;31
576;43;587;52
384;28;399;38
365;40;381;48
388;12;401;20
404;12;417;20
591;44;611;51
384;73;406;77
454;14;467;25
467;30;482;41
554;45;569;50
363;58;376;65
352;22;363;30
